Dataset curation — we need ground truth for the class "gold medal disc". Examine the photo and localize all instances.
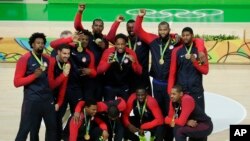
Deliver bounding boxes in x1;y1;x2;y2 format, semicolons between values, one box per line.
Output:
159;59;164;65
77;46;83;52
84;134;90;140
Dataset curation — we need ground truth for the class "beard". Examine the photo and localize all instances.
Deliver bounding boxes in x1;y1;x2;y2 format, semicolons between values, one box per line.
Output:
36;48;44;54
184;40;192;46
128;31;135;37
159;34;169;42
93;33;102;39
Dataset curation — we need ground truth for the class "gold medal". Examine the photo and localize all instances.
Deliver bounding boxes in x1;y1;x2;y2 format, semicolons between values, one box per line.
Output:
40;66;46;71
120;65;123;71
64;63;70;70
185;54;191;59
84;134;90;140
63;63;71;74
159;59;164;65
77;46;83;52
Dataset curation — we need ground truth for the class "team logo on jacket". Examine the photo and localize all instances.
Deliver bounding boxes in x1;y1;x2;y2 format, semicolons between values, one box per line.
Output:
193;53;197;58
124;58;129;64
169;45;174;50
43;62;48;67
137;41;142;46
82;57;86;62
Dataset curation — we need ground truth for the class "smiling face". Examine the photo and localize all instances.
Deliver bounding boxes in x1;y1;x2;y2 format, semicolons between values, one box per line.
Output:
115;38;126;53
136;88;147;102
85;105;97;117
57;48;70;63
127;22;135;37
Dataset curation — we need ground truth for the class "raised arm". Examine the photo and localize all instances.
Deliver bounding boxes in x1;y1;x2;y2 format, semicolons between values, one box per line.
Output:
50;37;74;49
74;4;85;31
134;9;158;45
105;15;124;44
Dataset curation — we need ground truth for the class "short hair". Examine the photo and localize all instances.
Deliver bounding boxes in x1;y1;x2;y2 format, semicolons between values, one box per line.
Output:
60;30;72;38
135;83;147;91
172;85;183;93
77;29;92;37
182;27;194;35
158;21;170;28
93;18;104;25
107;105;119;119
29;32;46;48
84;99;97;107
57;44;71;51
115;33;128;43
126;19;135;25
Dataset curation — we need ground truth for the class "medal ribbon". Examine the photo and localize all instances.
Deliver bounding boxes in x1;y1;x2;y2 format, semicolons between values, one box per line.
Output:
128;37;138;51
160;38;171;60
32;51;44;67
84;109;91;135
185;42;193;55
56;56;65;70
109;120;116;136
137;98;147;123
114;51;127;66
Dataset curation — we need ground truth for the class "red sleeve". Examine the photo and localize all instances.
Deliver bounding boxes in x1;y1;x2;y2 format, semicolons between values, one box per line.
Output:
126;48;142;75
170;33;182;46
165;101;175;125
57;77;68;107
105;21;120;44
193;38;205;53
14;53;37;87
50;37;74;49
97;48;113;74
122;93;136;127
69;115;82;141
140;96;164;130
174;95;195;126
74;11;84;31
97;97;126;113
94;117;108;130
192;39;209;74
134;16;158;44
47;58;67;89
167;47;181;94
117;97;126;112
75;101;85;113
97;101;108;112
192;49;209;74
86;49;97;77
